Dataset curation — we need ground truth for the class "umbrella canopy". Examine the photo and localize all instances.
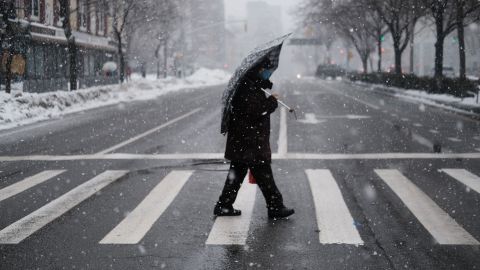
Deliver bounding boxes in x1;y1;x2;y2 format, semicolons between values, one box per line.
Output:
102;61;118;72
221;33;291;134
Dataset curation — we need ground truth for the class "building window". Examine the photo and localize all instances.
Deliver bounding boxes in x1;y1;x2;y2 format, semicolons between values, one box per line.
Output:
97;10;105;35
53;0;61;27
78;0;88;31
30;0;40;20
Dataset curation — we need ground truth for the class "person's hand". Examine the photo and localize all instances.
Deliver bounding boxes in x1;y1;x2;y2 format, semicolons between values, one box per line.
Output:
271;92;280;99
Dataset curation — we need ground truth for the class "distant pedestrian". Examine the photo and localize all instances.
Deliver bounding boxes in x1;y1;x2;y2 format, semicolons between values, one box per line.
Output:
141;63;146;78
125;65;132;82
214;60;295;219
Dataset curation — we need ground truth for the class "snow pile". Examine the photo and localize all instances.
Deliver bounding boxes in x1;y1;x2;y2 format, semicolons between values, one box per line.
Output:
0;68;231;131
402;89;480;106
185;68;232;85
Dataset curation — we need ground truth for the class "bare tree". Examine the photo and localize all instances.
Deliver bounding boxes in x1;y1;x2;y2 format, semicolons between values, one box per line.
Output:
455;0;480;79
107;0;149;83
330;2;376;73
372;0;425;75
58;0;78;90
296;0;337;65
150;0;180;78
360;0;389;72
0;0;16;93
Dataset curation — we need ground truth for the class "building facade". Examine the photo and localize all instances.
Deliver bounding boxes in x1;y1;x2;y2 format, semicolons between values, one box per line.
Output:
1;0;120;93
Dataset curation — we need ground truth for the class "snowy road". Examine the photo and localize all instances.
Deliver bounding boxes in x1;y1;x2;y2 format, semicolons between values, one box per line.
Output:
1;79;480;269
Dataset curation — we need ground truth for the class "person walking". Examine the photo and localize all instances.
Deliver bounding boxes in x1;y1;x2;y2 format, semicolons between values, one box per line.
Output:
214;60;295;219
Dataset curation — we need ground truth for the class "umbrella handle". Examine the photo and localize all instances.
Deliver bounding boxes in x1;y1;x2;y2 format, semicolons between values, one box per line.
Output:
260;89;297;120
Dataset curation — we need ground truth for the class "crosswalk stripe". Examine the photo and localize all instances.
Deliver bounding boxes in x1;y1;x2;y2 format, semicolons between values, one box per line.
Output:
440;169;480;194
206;177;257;245
375;169;479;245
306;169;363;245
0;170;66;202
0;170;128;244
100;170;193;244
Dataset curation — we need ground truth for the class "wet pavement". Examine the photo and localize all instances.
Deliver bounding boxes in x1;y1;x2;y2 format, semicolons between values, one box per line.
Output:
1;79;480;269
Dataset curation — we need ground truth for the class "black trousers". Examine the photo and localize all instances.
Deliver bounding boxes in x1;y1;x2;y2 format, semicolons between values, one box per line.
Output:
217;161;284;209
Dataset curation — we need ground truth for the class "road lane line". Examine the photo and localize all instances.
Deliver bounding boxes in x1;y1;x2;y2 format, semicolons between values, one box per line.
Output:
96;108;202;155
2;152;480;161
277;107;288;157
412;133;434;150
440;169;480;194
206;177;256;245
100;170;193;244
476;148;480;152
0;170;65;202
322;84;380;110
375;169;479;245
0;170;128;244
306;169;363;245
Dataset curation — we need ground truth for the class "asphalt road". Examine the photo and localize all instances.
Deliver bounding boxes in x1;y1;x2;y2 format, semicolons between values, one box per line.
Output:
1;79;480;269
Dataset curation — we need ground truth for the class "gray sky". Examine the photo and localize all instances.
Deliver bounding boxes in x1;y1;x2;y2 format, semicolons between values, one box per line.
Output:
224;0;302;31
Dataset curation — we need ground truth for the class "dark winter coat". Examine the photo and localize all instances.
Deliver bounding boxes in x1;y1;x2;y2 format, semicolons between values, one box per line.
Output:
224;76;278;165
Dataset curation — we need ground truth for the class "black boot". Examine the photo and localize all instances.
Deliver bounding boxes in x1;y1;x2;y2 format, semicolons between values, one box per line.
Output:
268;206;294;219
214;204;242;216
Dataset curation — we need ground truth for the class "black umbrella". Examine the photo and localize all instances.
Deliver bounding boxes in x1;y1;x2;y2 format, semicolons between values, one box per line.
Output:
221;33;294;134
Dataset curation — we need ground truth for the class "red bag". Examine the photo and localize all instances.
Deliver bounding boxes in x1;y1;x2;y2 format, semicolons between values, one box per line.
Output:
248;169;256;184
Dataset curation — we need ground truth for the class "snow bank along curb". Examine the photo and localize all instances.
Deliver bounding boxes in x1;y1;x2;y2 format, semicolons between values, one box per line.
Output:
0;68;231;131
348;80;480;117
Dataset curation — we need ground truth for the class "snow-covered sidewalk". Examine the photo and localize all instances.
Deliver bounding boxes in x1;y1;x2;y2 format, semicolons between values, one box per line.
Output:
0;68;231;131
350;80;480;116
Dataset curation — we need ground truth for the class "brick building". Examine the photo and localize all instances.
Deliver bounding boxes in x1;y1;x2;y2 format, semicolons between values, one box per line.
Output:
0;0;120;93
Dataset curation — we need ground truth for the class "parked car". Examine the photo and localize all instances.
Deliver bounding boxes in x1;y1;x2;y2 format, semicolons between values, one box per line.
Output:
315;64;346;79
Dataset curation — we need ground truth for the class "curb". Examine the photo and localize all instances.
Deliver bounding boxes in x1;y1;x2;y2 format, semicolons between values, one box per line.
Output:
345;80;480;120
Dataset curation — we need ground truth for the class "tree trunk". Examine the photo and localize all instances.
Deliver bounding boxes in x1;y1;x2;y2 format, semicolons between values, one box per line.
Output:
361;56;368;74
393;45;402;74
117;33;125;83
163;39;168;78
377;37;382;72
67;37;77;90
409;25;415;74
60;0;77;91
434;11;445;79
5;52;13;94
457;1;466;79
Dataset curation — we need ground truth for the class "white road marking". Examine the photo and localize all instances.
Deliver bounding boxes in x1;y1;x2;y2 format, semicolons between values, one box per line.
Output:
298;113;326;124
474;136;480;141
0;170;128;244
439;169;480;194
306;169;363;245
322;83;380;110
429;129;440;134
96;108;202;154
412;133;434;150
0;170;65;202
206;177;257;245
316;115;371;120
1;152;480;161
413;123;423;127
476;148;480;152
375;169;479;245
343;94;381;110
448;137;462;142
100;170;193;244
401;118;409;122
277;107;288;157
